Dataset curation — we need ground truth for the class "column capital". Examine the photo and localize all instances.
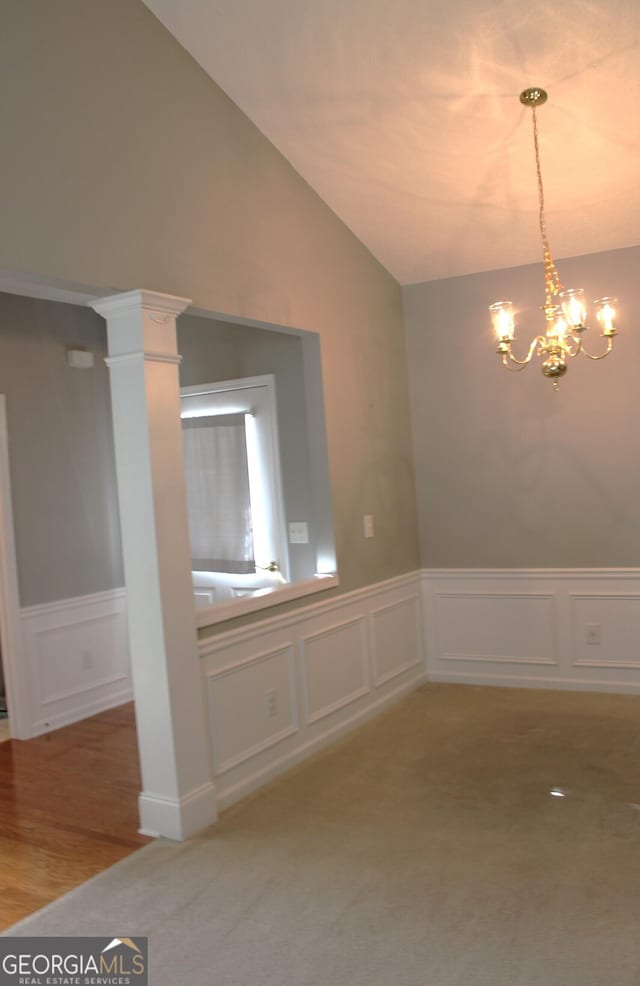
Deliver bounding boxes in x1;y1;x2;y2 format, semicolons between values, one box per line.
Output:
90;288;191;321
90;288;192;360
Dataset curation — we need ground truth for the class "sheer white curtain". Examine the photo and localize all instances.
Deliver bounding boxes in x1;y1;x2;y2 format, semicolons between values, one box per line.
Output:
181;413;255;574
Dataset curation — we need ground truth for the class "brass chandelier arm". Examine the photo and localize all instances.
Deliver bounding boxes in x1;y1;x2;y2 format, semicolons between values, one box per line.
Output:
563;335;582;359
579;336;615;360
501;354;529;372
500;336;545;366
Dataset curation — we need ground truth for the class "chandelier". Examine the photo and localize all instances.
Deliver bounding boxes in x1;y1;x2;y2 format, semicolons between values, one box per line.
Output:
489;87;618;390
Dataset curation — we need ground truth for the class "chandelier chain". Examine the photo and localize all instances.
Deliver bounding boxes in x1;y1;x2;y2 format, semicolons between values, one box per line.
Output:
532;105;563;304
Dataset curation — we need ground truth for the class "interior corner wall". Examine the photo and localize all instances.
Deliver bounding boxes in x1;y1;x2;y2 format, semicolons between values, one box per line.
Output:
0;291;122;606
402;244;640;568
1;0;419;600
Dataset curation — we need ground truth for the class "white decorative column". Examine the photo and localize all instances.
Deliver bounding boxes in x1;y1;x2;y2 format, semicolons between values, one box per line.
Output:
90;289;217;840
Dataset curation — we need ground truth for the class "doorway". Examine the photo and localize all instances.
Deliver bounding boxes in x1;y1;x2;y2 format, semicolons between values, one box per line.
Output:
0;662;8;741
0;394;28;740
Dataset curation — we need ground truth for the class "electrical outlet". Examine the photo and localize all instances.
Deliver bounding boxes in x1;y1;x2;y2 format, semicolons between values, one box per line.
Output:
363;514;374;538
585;624;601;645
264;688;278;718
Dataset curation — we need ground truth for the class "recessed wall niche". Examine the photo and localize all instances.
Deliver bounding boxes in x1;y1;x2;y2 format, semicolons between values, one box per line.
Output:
177;312;337;619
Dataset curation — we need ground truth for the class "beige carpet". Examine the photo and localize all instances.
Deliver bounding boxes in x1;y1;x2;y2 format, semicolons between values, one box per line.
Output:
5;683;640;985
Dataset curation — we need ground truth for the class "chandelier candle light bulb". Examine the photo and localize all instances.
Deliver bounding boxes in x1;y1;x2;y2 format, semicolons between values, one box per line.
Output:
490;301;516;343
559;288;587;330
595;298;617;335
489;87;620;389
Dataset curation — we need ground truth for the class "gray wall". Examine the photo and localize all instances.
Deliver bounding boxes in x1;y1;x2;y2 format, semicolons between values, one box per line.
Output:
0;292;122;606
403;244;640;568
178;317;245;385
1;0;419;600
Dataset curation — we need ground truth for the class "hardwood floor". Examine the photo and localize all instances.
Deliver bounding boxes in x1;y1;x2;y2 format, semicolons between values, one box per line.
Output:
0;703;150;929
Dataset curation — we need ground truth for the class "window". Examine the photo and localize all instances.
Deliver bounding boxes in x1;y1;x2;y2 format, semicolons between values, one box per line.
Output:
182;413;255;574
180;375;289;604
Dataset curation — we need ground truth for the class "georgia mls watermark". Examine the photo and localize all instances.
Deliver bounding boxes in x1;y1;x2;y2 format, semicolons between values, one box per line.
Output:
0;937;148;986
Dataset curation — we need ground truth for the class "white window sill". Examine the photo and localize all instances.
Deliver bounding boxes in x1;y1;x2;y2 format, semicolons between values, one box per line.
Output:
195;573;339;629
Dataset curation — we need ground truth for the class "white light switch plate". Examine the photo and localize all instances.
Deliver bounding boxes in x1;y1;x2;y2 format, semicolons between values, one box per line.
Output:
288;521;309;544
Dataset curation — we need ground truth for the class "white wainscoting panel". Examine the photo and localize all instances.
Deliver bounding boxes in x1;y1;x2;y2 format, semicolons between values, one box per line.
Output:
208;644;298;774
570;594;640;669
423;569;640;693
199;572;426;810
20;588;132;736
435;593;556;665
371;595;422;686
301;617;369;724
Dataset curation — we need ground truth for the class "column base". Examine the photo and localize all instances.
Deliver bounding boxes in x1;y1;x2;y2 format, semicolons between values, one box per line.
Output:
138;781;218;841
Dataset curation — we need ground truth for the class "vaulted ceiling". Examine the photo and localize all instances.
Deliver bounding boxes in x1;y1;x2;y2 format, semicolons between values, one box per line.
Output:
143;0;640;285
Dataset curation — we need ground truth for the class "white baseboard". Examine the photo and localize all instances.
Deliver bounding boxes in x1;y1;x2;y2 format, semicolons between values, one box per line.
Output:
427;669;640;693
20;587;132;737
199;571;426;810
422;568;640;695
138;781;218;840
